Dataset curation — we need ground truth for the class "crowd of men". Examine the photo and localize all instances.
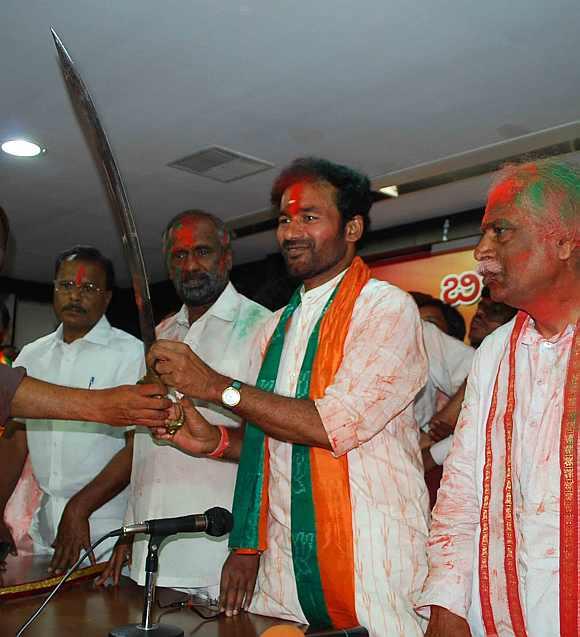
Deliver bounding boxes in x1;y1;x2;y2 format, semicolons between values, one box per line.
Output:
0;154;578;637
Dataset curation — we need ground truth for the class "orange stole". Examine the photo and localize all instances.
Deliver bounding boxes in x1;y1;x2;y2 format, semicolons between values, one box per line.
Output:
308;256;371;628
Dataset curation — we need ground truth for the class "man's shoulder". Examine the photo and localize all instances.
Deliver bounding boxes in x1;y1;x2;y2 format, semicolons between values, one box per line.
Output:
477;317;515;354
235;292;272;321
357;277;416;312
15;331;57;360
156;310;182;336
471;317;516;377
231;290;272;336
106;326;144;354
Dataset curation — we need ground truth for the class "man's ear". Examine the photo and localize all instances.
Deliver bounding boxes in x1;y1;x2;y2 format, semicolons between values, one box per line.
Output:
345;215;364;244
556;236;576;261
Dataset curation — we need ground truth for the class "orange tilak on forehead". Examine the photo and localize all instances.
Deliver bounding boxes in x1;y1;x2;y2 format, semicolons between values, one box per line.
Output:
74;263;86;285
286;182;306;217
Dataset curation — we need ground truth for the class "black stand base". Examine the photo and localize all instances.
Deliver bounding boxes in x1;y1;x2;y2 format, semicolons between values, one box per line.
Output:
109;623;184;637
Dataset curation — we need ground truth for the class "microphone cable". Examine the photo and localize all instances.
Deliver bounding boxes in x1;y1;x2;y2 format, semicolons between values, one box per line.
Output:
15;530;116;637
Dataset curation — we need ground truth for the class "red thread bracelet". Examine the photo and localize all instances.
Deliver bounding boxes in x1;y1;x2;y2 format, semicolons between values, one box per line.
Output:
208;425;230;459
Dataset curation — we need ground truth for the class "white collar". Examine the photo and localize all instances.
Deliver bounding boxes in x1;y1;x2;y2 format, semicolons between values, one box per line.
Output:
174;281;241;328
55;315;113;346
299;268;348;305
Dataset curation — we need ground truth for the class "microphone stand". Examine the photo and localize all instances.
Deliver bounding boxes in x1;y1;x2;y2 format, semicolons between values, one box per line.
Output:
109;535;183;637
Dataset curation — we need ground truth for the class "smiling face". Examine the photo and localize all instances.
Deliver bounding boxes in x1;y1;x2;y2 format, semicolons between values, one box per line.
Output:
53;259;111;340
276;180;361;289
475;181;562;309
164;215;231;308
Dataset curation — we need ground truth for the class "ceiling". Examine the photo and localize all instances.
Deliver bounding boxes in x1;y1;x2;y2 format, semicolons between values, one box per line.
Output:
2;0;579;285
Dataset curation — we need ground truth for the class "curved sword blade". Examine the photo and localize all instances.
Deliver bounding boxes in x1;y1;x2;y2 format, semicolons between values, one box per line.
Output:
51;27;156;352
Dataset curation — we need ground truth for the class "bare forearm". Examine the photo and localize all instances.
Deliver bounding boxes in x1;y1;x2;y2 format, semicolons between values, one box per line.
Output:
11;377;101;421
0;428;28;514
11;377;171;428
438;381;467;426
209;375;331;450
67;439;133;518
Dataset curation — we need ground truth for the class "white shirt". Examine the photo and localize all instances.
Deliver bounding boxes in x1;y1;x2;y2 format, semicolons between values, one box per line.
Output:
414;321;474;432
248;271;430;637
418;316;575;636
127;282;271;590
14;316;145;559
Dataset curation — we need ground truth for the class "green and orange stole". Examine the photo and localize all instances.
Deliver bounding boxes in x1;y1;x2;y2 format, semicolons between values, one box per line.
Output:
229;256;370;630
478;313;580;637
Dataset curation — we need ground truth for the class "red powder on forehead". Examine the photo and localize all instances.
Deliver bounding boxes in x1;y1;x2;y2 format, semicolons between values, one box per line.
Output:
171;223;196;249
486;178;520;212
287;182;305;217
486;165;540;213
75;264;86;285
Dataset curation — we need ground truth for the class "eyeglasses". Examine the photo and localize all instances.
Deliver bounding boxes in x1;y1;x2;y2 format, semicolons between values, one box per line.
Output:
54;279;105;296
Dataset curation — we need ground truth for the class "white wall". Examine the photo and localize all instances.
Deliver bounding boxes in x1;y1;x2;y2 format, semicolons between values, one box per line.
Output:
14;300;57;350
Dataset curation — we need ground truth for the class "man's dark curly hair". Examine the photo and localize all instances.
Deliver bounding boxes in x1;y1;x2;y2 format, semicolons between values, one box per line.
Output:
270;157;373;241
54;245;115;290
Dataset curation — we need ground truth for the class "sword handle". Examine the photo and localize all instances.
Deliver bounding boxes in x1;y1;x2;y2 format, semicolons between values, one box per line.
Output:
138;368;185;434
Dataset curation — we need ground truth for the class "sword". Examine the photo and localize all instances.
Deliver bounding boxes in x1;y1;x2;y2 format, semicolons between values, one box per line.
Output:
51;28;183;433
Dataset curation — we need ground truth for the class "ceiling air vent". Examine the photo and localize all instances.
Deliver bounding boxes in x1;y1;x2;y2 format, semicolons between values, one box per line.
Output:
168;146;274;183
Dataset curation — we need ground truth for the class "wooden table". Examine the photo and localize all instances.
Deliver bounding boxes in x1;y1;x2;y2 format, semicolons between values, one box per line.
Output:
0;554;300;636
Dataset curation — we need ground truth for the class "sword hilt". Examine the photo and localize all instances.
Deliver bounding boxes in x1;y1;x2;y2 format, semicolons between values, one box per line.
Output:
138;368;185;434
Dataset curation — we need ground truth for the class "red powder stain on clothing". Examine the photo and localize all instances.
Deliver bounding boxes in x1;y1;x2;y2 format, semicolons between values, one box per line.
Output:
75;264;86;285
171;223;196;250
287;182;305;217
433;535;453;548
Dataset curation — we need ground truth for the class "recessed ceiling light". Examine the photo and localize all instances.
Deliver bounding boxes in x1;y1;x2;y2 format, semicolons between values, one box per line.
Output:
379;185;399;198
1;139;44;157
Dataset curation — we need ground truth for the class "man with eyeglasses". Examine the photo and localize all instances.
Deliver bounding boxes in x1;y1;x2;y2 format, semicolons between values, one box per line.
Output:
0;245;146;574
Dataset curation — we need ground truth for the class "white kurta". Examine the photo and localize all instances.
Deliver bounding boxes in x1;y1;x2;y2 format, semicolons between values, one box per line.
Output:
418;322;474;466
415;320;474;440
127;283;271;592
247;270;430;637
13;316;145;560
417;315;575;636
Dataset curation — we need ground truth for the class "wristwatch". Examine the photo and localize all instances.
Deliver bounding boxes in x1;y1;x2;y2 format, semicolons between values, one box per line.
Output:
221;380;242;408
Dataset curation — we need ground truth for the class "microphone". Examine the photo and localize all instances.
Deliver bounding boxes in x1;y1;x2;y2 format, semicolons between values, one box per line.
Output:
112;506;233;538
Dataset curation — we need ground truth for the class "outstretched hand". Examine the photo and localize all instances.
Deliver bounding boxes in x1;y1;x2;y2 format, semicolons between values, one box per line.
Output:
94;383;172;427
149;399;220;456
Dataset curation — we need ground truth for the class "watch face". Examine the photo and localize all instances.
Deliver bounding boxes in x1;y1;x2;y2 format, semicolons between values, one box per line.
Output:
222;385;241;407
